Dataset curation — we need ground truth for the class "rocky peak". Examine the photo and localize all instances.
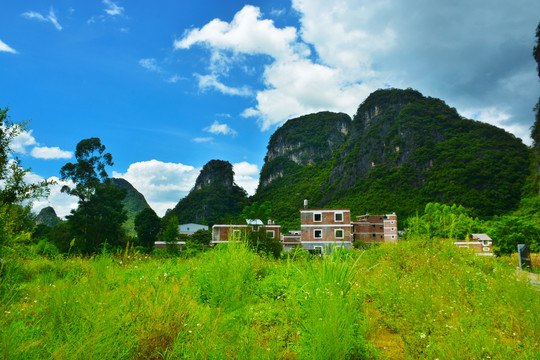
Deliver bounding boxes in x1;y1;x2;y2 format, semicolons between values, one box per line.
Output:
193;159;234;191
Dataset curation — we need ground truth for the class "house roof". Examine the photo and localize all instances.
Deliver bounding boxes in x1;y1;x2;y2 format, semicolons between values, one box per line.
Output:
245;219;264;225
472;234;492;241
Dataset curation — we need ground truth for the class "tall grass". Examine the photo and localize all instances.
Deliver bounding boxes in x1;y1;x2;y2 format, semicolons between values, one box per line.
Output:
0;238;538;359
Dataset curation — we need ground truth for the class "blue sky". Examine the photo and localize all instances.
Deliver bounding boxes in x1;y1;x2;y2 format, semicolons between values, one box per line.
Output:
1;0;539;217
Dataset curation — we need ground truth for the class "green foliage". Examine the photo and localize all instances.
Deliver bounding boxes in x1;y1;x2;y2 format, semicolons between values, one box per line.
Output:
191;228;211;246
2;239;538;359
247;228;283;259
240;201;272;224
134;207;161;249
168;182;248;226
405;202;483;240
109;178;151;235
60;137;113;202
67;183;128;254
487;214;540;255
255;89;530;224
162;216;180;256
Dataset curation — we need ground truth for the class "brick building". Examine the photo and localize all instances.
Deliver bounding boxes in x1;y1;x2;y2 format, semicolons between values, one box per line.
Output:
212;220;281;244
299;209;353;253
352;213;398;244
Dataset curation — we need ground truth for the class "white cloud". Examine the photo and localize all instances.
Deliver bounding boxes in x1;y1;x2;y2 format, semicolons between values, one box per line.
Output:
112;160;200;217
192;137;213;143
233;161;259;195
204;120;238;136
177;1;539;141
0;40;17;54
103;0;124;17
139;58;162;73
166;74;182;83
11;130;37;154
22;8;63;31
30;146;73;160
175;5;298;61
196;73;252;96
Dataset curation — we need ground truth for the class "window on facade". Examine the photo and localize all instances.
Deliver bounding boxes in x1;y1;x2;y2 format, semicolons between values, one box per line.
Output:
335;212;343;222
335;229;344;239
372;233;376;237
313;213;322;222
391;227;395;231
232;230;242;240
482;240;490;247
314;229;322;238
391;235;395;239
266;230;275;239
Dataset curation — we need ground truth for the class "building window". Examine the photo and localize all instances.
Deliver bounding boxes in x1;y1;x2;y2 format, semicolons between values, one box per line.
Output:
482;240;490;247
314;229;322;238
483;247;490;252
266;230;275;239
391;235;395;239
391;227;395;231
313;213;322;222
232;229;242;240
335;212;343;222
335;229;344;239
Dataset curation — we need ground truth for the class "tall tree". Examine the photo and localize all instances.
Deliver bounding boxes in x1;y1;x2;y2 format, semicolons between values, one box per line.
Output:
134;207;161;249
60;138;127;254
60;137;113;202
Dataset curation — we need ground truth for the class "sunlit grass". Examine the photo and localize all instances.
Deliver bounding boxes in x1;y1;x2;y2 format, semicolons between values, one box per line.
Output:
0;239;538;359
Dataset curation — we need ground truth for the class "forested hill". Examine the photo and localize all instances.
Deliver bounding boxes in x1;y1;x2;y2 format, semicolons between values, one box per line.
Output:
109;178;151;234
165;160;248;226
254;88;531;227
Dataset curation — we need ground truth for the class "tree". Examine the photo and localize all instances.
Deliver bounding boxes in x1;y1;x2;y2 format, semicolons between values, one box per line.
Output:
60;137;113;202
67;182;127;253
60;138;127;254
162;216;180;255
0;107;52;254
191;229;212;246
240;201;273;224
134;207;161;249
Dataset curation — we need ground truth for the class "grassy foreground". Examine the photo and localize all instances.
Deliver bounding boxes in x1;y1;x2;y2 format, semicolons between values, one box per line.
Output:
1;240;539;360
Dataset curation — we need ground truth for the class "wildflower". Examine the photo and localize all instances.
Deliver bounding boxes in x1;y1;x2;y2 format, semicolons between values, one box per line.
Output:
164;273;168;277
420;333;426;339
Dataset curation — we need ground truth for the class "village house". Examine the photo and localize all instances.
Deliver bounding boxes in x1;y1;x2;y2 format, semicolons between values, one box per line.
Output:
299;209;354;253
352;213;398;244
211;219;281;244
453;234;494;256
179;223;208;236
282;230;302;252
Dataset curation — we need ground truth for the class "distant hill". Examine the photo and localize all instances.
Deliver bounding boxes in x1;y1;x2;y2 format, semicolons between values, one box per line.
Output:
109;178;151;234
166;160;248;226
36;206;62;227
254;88;531;227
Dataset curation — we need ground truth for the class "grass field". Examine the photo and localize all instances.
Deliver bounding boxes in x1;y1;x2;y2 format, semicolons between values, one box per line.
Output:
1;239;538;359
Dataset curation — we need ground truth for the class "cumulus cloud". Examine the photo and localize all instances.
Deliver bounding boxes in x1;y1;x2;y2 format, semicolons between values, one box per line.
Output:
11;130;38;153
0;40;17;54
22;8;62;31
112;160;200;216
233;161;259;195
175;5;298;60
204;120;238;136
31;146;73;160
176;1;539;143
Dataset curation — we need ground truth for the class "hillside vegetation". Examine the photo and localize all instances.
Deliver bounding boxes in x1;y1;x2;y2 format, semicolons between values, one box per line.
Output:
255;89;530;228
1;239;538;359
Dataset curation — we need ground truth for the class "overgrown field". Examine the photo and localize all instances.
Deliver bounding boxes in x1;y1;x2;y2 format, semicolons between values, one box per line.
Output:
1;240;538;360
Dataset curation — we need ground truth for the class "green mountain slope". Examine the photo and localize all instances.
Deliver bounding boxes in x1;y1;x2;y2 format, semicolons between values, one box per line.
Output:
254;88;531;227
109;178;151;234
166;160;248;226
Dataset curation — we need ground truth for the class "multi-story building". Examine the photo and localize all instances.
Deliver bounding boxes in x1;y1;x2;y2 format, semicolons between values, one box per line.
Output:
299;209;353;253
352;213;398;244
